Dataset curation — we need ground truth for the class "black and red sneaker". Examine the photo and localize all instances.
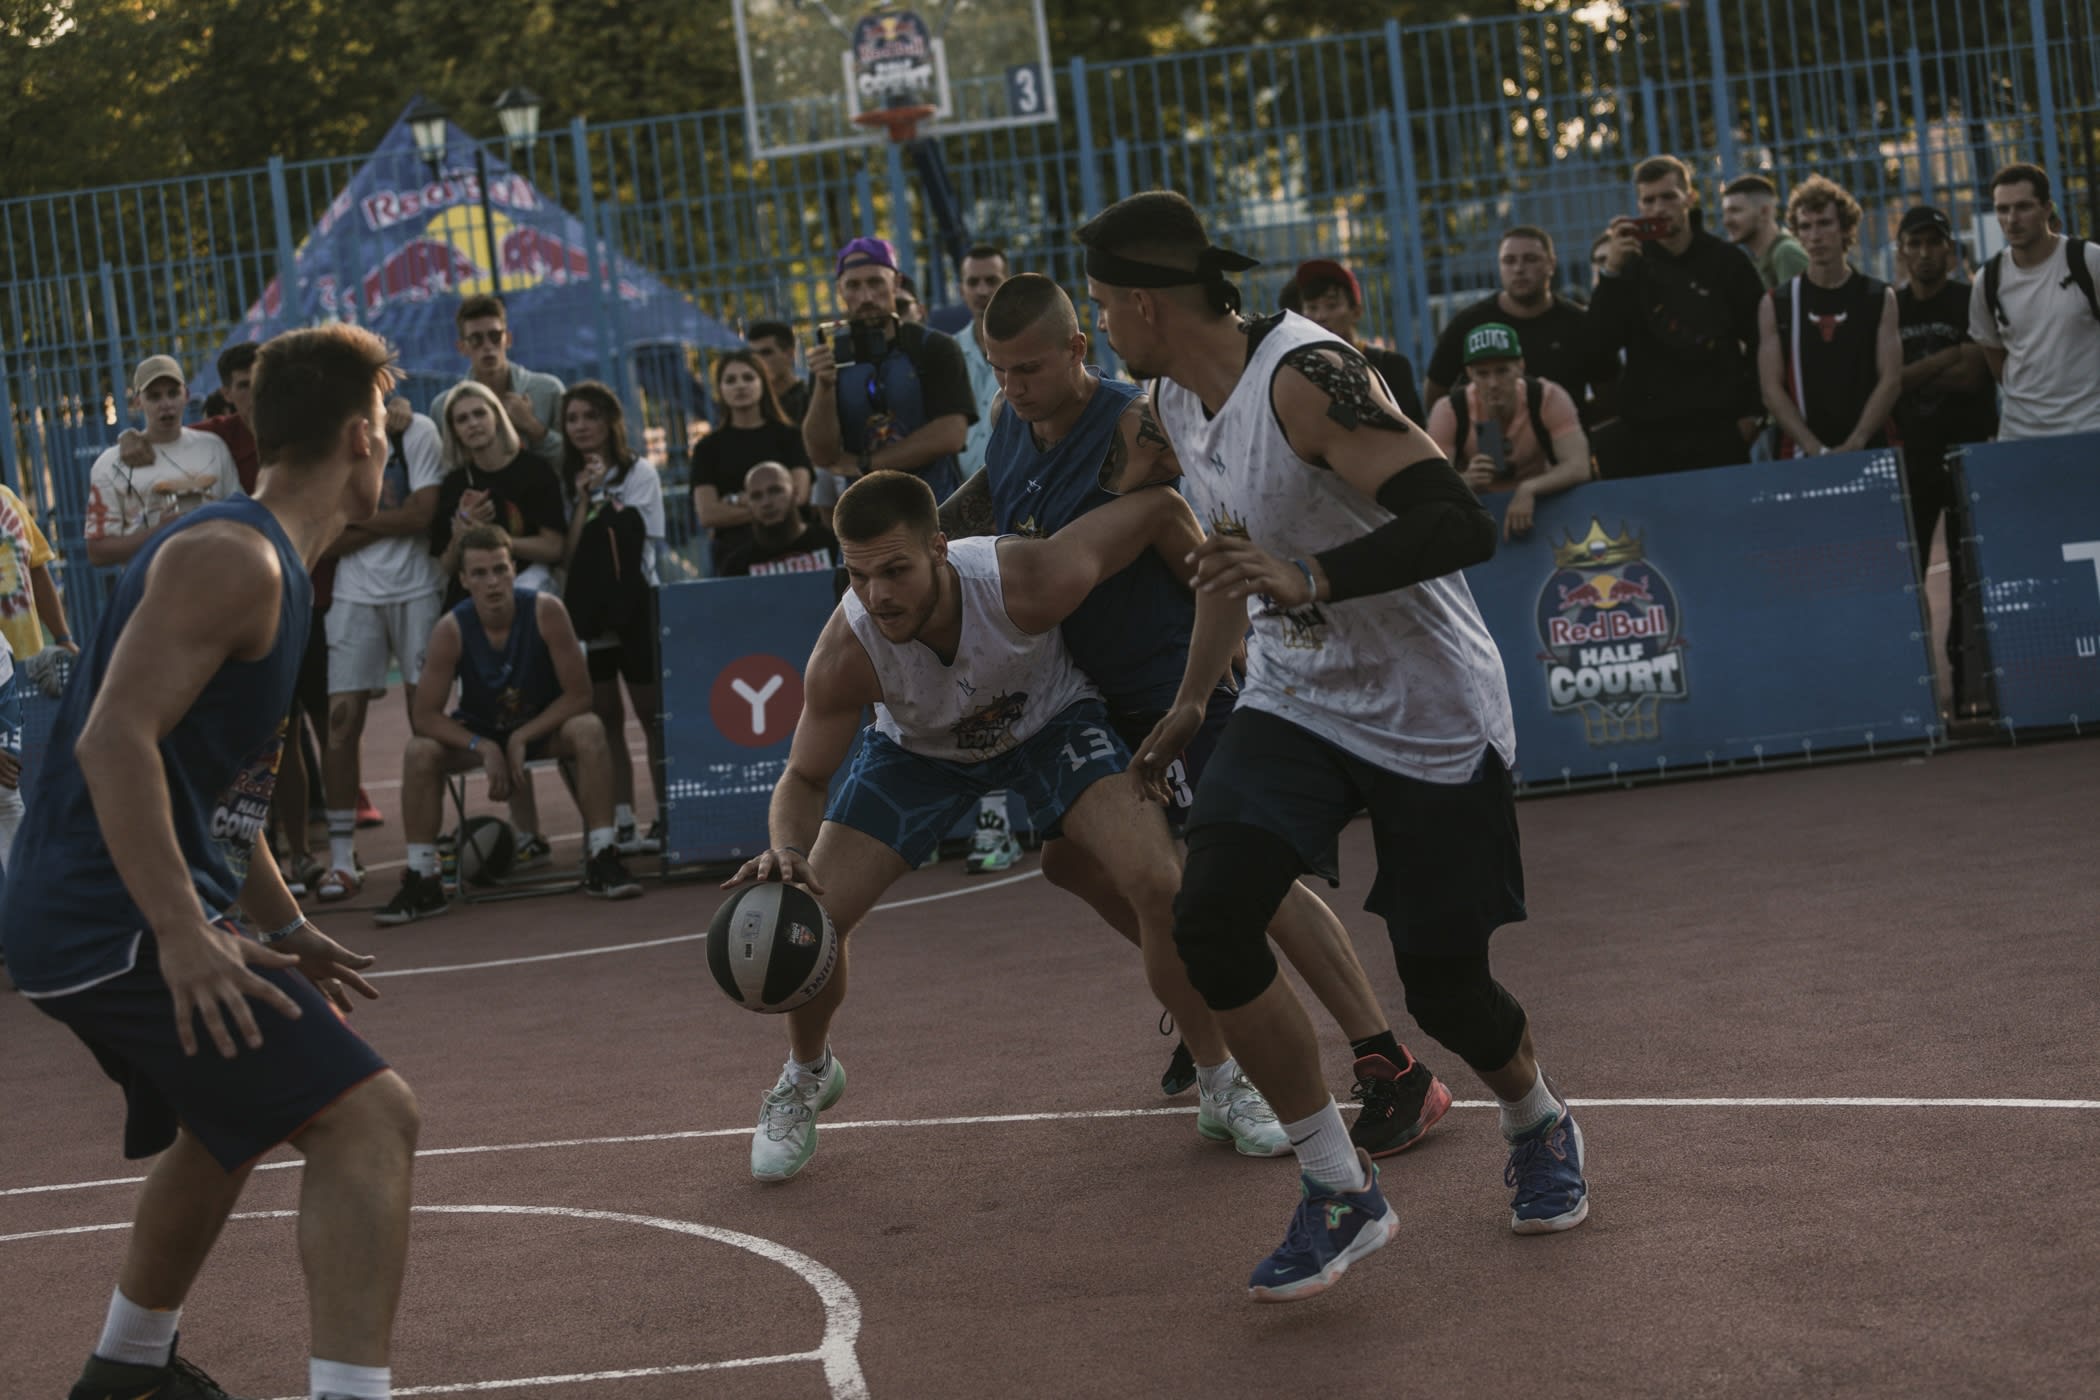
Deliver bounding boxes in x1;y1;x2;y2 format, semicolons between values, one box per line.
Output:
1348;1051;1453;1158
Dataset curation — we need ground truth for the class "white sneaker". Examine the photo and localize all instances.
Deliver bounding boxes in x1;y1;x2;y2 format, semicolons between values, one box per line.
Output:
1197;1070;1292;1157
750;1055;848;1182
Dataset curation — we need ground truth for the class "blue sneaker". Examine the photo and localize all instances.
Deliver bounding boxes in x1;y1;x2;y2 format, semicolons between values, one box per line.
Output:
1247;1149;1398;1302
1505;1102;1590;1234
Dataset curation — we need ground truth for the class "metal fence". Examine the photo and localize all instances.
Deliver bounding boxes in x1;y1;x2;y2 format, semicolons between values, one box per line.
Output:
5;0;2095;633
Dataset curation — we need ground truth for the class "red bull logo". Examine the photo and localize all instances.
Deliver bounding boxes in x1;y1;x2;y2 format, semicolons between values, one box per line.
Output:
852;7;937;107
1535;519;1689;745
362;238;482;308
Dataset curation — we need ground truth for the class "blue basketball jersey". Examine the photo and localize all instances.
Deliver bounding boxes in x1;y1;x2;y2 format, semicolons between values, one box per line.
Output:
0;498;311;997
984;375;1194;712
451;587;562;736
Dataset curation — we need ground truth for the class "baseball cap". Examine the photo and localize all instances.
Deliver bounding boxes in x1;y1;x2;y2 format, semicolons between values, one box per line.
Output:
834;236;899;279
1898;206;1953;239
1463;322;1523;364
131;354;185;395
1293;258;1362;307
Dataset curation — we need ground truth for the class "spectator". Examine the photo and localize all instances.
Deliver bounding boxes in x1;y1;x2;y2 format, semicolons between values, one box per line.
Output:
560;382;666;855
117;342;263;490
0;478;74;662
1894;204;1998;709
1970;162;2100;440
430;380;568;602
804;235;976;502
955;243;1010;476
717;462;839;577
1290;257;1426;424
1424;227;1618;427
1721;174;1812;290
84;356;241;567
1756;175;1902;458
693;350;812;573
1588;233;1612;290
1424;322;1592;539
312;401;446;905
375;525;644;924
436;293;566;469
1589;154;1767;475
747;318;811;425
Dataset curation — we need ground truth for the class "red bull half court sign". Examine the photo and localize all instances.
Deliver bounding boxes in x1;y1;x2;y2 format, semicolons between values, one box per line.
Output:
1536;520;1688;745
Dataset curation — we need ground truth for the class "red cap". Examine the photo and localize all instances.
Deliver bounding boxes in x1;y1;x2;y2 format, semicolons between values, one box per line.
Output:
1294;258;1361;306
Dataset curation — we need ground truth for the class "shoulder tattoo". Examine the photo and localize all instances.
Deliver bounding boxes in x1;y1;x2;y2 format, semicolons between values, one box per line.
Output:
1135;399;1171;452
937;472;997;539
1102;398;1181;491
1281;344;1408;434
1098;417;1130;490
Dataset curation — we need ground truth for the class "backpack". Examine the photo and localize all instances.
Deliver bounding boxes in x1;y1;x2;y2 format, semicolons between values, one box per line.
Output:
1450;377;1557;466
563;500;649;640
1983;236;2100;328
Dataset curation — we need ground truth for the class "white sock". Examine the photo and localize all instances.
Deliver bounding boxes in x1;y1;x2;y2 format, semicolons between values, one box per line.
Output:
790;1048;831;1082
587;826;616;856
311;1356;390;1399
1280;1100;1366;1192
327;810;357;871
405;843;439;877
1193;1058;1238;1099
1498;1067;1563;1141
614;802;636;830
93;1287;179;1367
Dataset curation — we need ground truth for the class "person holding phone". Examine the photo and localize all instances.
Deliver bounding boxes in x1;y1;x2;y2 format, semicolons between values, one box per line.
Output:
1588;154;1767;477
1425;323;1593;538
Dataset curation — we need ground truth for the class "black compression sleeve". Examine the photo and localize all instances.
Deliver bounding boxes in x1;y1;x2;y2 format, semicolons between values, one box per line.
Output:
1311;458;1496;602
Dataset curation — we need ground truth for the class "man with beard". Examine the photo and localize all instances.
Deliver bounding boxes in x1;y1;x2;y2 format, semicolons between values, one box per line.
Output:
717;463;839;577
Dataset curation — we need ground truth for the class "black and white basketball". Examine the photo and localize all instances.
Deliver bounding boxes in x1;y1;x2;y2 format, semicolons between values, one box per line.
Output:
708;882;838;1014
457;815;515;886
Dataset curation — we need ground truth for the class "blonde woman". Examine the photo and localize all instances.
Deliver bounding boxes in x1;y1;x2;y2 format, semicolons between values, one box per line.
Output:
430;381;566;600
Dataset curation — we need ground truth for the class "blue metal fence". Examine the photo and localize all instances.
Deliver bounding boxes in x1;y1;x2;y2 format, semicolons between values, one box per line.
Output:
5;0;2097;634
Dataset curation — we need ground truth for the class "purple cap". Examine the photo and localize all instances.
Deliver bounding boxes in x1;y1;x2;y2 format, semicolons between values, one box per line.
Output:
834;237;899;279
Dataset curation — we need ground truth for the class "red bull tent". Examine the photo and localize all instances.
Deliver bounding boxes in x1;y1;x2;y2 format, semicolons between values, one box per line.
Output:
200;105;741;407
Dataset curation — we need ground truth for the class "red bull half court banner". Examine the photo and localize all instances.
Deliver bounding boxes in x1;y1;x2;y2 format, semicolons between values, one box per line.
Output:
1466;450;1938;789
1956;432;2100;734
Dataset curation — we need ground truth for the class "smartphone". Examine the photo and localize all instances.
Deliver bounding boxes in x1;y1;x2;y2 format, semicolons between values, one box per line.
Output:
820;320;857;370
1630;213;1671;242
1475;418;1513;479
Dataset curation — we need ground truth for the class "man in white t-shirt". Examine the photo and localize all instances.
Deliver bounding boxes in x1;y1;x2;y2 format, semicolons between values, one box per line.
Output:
1969;162;2100;441
314;410;445;902
84;356;242;567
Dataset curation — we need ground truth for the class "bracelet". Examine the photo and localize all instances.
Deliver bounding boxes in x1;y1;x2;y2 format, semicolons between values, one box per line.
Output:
468;734;481;751
260;915;307;946
1288;557;1319;605
779;844;807;857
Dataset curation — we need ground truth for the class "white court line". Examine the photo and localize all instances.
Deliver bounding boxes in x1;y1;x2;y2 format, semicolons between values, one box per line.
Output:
0;1205;869;1400
363;869;1042;979
6;1097;2096;1201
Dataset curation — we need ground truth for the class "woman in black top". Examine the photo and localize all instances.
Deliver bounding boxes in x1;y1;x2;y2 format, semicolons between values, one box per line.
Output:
431;381;568;605
691;350;812;574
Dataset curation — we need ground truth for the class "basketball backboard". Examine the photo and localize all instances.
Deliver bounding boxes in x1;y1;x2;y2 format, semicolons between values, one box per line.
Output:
732;0;1057;158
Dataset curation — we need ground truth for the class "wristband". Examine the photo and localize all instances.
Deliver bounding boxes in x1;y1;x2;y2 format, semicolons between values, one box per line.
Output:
468;734;481;751
1288;558;1319;605
779;844;807;857
261;915;307;946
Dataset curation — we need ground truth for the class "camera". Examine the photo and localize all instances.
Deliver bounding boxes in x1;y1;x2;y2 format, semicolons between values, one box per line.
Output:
822;318;891;370
1628;214;1672;242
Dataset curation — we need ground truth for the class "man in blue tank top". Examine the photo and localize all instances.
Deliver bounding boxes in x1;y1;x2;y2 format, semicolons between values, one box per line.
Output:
937;275;1453;1162
374;525;644;924
1;325;421;1400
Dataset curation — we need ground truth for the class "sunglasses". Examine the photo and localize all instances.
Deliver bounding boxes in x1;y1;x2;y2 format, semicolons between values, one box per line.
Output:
462;329;507;348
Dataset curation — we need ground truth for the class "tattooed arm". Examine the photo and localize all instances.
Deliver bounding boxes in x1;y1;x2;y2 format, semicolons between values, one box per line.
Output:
1270;343;1450;499
937;470;998;539
1100;395;1185;494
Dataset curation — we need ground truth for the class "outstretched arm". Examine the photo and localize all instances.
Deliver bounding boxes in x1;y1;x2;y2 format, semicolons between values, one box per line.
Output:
937;470;997;539
997;486;1203;634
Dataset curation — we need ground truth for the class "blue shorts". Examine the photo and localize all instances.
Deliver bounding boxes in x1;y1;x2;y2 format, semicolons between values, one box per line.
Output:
827;699;1128;867
34;924;391;1171
1105;686;1237;831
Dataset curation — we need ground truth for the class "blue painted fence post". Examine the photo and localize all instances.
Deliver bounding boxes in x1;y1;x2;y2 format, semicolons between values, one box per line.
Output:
1703;0;1737;181
1383;20;1433;372
266;156;298;311
569;117;619;390
2029;0;2063;188
1067;56;1118;376
99;264;126;410
1908;48;1934;205
884;139;919;293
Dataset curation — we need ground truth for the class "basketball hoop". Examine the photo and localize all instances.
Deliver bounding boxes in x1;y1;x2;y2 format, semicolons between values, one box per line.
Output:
853;104;938;143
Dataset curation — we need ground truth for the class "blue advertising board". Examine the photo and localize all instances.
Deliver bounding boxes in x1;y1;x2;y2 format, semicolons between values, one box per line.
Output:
1958;432;2100;733
1470;450;1937;787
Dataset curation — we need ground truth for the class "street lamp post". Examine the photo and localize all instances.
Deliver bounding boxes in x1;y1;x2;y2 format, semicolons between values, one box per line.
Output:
404;89;542;298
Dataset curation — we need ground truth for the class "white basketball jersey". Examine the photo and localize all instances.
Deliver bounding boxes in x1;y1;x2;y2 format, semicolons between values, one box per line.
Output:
842;534;1098;763
1152;312;1516;783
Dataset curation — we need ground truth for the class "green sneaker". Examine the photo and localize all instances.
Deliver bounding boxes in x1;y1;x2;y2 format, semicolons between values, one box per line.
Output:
750;1054;847;1182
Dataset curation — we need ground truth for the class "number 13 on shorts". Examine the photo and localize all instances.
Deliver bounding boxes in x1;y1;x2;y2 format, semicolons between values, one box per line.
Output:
1060;726;1117;772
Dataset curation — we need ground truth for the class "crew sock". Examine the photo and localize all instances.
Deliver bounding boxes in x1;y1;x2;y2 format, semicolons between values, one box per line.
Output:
587;826;617;857
1281;1100;1367;1192
405;843;439;878
311;1357;390;1398
1349;1030;1406;1068
1498;1067;1563;1141
92;1287;178;1367
326;810;357;871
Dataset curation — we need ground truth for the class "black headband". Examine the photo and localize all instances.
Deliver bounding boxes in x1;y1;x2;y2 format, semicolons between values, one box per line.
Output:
1085;244;1261;314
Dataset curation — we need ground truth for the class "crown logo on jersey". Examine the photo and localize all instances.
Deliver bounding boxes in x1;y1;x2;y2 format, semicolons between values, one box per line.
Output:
1553;519;1644;570
1208;506;1251;540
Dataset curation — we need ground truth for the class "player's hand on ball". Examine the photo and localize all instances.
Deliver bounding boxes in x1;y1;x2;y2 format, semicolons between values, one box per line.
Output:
158;919;304;1058
274;922;380;1015
722;846;827;895
481;741;512;802
1131;702;1203;804
1188;534;1315;608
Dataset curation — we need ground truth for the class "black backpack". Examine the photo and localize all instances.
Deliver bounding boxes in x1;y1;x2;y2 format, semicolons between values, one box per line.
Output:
563;501;650;640
1983;236;2100;328
1449;376;1557;466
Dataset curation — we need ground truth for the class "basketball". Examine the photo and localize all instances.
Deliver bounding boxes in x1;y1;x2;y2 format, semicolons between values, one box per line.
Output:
457;815;516;886
707;881;838;1014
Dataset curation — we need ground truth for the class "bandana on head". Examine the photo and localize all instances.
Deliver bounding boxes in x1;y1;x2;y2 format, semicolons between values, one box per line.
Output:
1085;244;1262;315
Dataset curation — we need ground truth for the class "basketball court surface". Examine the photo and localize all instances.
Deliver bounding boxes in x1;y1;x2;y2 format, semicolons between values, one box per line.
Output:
4;696;2095;1398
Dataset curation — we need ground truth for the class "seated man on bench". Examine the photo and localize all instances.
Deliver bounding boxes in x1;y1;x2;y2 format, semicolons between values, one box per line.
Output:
376;524;644;924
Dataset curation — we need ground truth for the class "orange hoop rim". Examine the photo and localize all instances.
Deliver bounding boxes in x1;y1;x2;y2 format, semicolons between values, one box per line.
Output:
852;104;938;143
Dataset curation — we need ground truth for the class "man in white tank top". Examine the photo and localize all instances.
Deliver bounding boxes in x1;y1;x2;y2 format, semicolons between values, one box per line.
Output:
722;470;1289;1186
1078;191;1590;1303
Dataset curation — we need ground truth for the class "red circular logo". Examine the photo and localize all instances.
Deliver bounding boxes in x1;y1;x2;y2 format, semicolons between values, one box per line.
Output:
710;654;805;748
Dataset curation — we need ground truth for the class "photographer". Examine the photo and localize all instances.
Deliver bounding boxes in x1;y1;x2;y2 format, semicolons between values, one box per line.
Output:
802;236;977;503
1588;155;1766;477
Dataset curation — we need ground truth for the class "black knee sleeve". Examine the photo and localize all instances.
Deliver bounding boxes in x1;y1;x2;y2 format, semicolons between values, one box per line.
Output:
1392;952;1528;1074
1171;823;1298;1011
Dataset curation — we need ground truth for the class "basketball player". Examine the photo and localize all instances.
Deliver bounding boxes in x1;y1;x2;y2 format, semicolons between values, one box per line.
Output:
723;470;1289;1182
0;325;420;1398
938;273;1452;1158
1079;191;1589;1300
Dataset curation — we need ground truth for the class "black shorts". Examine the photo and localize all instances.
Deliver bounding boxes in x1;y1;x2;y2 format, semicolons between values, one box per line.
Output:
34;925;390;1170
586;613;660;687
291;605;330;721
1106;686;1237;831
1185;707;1527;955
458;720;556;763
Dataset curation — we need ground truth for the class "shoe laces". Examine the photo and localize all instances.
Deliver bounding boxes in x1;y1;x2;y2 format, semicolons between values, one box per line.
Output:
168;1354;233;1397
1274;1189;1329;1259
1504;1118;1569;1195
759;1083;815;1140
1218;1073;1277;1125
1349;1065;1403;1115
